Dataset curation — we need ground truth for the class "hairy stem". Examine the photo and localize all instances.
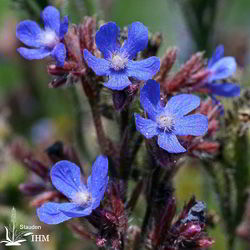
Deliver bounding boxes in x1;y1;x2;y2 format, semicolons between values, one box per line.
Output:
81;78;118;176
136;166;161;249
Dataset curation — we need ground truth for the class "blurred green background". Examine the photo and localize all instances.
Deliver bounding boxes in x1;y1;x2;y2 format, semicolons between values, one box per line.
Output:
0;0;250;249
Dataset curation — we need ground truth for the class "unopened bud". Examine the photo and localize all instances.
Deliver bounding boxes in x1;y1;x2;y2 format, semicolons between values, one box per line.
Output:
45;141;64;162
64;25;82;64
79;16;96;53
112;84;139;111
197;238;214;248
181;223;201;238
190;141;220;155
155;47;177;82
96;238;106;248
48;62;78;76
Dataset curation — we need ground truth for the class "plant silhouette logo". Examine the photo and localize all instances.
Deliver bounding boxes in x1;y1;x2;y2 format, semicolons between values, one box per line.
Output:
0;207;33;246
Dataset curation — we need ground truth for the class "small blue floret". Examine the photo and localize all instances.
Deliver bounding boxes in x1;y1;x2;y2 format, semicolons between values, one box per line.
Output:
205;45;240;97
84;22;160;90
134;80;208;153
16;6;68;66
37;155;109;224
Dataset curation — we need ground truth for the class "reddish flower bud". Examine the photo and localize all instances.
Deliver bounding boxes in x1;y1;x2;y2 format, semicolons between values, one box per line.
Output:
164;52;204;93
96;238;107;248
64;25;82;65
78;16;96;53
189;141;220;155
30;191;62;207
197;238;214;248
155;47;177;82
180;223;202;238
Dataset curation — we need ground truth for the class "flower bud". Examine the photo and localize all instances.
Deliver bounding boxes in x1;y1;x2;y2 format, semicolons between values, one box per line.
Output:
197;238;214;248
30;191;62;207
181;223;202;238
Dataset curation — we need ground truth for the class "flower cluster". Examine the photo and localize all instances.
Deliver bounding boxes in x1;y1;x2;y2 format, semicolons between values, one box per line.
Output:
14;4;246;250
155;46;240;99
149;197;214;249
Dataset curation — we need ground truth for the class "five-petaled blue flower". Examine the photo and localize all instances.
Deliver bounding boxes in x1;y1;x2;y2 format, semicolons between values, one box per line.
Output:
205;45;240;97
16;6;68;66
134;80;208;153
37;155;109;224
84;22;160;90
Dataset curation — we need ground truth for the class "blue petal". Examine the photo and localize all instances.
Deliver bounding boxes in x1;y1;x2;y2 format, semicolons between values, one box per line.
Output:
60;16;69;39
208;57;236;82
206;82;240;97
17;47;51;60
126;57;160;80
37;202;75;224
165;94;200;118
157;132;186;153
41;6;60;35
96;22;120;59
140;80;162;120
50;160;84;199
174;114;208;136
16;20;43;48
84;49;111;76
51;43;66;66
88;155;109;209
104;72;131;90
134;114;159;139
208;45;224;68
60;204;93;218
120;22;148;59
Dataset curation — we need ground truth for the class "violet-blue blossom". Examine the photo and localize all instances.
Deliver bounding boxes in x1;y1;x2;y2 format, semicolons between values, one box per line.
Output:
37;155;108;224
135;80;208;153
16;6;68;66
205;45;240;97
84;22;160;90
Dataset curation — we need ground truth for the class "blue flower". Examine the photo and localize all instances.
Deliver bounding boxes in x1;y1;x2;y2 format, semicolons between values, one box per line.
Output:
134;80;208;153
37;155;109;224
16;6;68;66
205;45;240;97
84;22;160;90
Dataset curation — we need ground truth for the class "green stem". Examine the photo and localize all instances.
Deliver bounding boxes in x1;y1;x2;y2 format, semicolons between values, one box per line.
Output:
81;78;118;177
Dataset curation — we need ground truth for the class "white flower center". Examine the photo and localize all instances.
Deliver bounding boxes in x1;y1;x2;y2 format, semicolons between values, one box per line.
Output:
41;30;59;48
156;114;175;132
72;190;92;206
111;54;128;71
